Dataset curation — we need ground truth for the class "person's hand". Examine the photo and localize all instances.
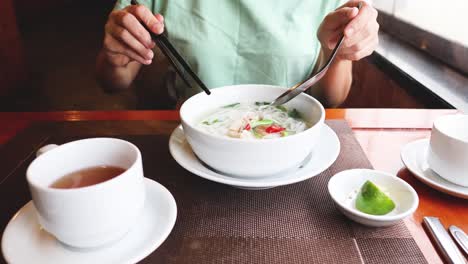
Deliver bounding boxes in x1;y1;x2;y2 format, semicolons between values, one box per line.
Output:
103;4;164;67
317;1;379;61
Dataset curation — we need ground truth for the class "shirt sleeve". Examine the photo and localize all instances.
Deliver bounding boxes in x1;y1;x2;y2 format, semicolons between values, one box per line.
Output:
311;0;347;70
113;0;155;11
114;0;130;10
338;0;348;7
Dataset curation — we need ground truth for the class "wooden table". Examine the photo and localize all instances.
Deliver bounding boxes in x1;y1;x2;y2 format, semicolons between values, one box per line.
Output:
0;109;466;263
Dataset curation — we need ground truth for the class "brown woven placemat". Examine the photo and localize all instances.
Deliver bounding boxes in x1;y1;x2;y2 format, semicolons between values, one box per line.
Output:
25;120;427;264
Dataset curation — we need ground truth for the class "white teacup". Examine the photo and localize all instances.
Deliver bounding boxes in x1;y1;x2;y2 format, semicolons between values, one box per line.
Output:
26;138;146;248
427;114;468;187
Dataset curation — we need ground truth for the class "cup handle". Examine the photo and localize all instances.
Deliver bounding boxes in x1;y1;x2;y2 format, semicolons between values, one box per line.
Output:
36;144;59;157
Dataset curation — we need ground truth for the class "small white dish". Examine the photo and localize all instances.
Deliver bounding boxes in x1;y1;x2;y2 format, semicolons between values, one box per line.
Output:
401;138;468;199
1;178;177;264
169;124;340;190
328;169;419;227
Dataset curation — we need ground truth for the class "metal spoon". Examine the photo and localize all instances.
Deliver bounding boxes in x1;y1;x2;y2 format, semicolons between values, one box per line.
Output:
449;225;468;256
271;2;362;106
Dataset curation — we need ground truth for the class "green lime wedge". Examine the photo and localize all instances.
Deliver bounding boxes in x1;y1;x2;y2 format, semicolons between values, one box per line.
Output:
355;180;395;215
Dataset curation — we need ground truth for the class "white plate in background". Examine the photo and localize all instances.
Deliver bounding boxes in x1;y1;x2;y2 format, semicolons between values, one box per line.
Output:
401;139;468;199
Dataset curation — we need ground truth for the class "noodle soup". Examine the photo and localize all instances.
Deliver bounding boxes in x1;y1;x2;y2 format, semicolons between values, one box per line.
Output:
180;84;325;177
199;102;309;139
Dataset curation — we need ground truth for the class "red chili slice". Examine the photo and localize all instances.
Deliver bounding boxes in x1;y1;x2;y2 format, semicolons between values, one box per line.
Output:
244;123;251;131
265;125;285;133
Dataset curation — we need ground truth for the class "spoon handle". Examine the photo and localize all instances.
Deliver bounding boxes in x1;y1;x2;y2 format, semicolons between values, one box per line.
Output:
423;217;466;264
449;225;468;256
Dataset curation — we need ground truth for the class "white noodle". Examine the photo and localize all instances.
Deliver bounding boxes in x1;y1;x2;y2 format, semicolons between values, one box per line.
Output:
198;103;308;139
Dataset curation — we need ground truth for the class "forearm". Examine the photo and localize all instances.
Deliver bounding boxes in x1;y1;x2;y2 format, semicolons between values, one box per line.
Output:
95;50;142;92
313;0;379;107
312;48;353;107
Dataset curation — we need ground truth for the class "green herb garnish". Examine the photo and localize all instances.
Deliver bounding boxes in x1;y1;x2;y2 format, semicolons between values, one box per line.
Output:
255;102;270;106
250;119;274;128
275;105;288;112
252;128;263;138
288;108;302;119
202;119;219;125
223;103;240;108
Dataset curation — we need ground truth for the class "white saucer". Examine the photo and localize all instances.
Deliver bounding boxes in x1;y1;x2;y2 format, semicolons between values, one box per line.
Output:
1;178;177;264
169;124;340;189
401;139;468;199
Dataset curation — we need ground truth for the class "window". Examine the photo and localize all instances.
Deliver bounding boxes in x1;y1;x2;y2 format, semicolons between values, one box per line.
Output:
373;0;468;75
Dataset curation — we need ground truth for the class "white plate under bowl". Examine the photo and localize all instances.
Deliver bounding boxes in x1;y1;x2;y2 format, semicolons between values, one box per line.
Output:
1;178;177;264
401;138;468;199
169;124;340;189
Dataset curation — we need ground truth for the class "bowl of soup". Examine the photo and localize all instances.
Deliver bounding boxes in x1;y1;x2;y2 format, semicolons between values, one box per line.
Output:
179;84;325;178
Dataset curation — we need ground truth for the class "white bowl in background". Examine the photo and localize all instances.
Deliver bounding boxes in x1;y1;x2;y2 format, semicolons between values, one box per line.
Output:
179;84;325;178
427;114;468;187
328;169;419;227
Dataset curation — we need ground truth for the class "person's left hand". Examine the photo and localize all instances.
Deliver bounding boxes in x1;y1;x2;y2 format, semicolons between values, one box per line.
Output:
317;0;379;61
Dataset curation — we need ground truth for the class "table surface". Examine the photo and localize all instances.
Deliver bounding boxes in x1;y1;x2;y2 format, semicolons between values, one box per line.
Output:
0;108;466;263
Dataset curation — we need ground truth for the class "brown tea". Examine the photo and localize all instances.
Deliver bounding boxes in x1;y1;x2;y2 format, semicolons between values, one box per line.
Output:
50;165;126;189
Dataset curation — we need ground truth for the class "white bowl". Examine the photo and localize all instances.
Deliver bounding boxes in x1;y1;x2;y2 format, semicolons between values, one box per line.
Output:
427;114;468;187
180;84;325;178
328;169;419;227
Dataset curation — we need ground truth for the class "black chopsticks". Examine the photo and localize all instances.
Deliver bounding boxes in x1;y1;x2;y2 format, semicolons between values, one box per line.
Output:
130;0;211;95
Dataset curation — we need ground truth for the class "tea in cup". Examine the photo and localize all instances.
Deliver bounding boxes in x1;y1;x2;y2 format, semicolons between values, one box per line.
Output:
27;138;146;248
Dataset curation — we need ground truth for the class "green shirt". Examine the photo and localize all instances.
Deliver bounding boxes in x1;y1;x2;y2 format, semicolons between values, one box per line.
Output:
115;0;343;99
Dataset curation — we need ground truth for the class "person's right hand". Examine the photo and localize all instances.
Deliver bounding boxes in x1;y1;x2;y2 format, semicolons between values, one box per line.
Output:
103;4;164;67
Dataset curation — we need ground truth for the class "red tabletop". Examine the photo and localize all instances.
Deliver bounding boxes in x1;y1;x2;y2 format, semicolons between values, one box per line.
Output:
0;108;465;263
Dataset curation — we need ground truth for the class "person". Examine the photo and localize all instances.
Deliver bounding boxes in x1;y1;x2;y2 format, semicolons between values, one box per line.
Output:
96;0;379;107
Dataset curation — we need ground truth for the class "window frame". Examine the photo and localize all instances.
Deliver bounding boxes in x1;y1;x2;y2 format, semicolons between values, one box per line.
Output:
376;10;468;76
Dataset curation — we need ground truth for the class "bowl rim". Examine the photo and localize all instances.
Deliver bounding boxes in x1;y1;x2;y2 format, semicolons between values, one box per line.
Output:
179;84;325;144
327;168;419;221
26;137;140;193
